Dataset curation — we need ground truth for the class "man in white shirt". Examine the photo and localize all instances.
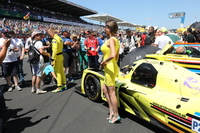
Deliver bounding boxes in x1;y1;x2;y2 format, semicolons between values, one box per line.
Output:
153;27;173;49
0;28;22;92
10;31;25;85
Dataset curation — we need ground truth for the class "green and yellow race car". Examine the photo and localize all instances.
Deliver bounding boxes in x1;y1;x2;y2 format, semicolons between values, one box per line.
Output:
77;58;200;133
145;43;200;74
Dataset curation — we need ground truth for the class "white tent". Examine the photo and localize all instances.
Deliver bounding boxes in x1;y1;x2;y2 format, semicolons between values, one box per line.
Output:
84;14;123;23
117;21;141;28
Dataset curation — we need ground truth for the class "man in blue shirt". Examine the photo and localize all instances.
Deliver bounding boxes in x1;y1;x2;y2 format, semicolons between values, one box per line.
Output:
97;32;106;64
61;29;77;82
79;32;88;72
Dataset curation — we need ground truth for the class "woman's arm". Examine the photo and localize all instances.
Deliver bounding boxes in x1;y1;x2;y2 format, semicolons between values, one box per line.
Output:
101;37;116;64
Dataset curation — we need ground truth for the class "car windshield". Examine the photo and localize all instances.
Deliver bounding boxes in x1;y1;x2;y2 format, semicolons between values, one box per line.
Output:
131;63;158;88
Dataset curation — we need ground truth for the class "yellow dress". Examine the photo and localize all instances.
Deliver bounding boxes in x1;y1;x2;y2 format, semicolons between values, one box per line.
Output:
101;37;120;86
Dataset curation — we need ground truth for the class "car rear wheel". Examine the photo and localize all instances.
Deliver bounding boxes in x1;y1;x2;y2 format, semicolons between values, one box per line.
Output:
84;74;101;102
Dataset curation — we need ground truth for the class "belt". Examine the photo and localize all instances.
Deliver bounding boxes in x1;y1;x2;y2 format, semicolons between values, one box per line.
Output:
57;52;63;55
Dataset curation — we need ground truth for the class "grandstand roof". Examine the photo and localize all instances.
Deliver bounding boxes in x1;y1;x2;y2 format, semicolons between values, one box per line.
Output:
84;14;123;23
12;0;98;16
117;21;141;27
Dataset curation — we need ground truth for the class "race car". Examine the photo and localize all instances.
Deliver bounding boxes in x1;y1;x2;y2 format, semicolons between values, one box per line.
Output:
77;59;200;133
145;42;200;74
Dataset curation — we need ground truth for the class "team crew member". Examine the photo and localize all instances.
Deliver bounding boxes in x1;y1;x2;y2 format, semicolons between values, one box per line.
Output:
100;20;121;124
47;28;67;92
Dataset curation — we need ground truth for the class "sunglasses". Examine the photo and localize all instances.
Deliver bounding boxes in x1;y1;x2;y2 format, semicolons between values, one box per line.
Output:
104;25;110;28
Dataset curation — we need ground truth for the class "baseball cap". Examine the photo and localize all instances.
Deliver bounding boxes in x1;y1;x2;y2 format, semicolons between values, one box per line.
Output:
31;31;42;38
159;27;168;33
61;28;70;33
1;28;10;33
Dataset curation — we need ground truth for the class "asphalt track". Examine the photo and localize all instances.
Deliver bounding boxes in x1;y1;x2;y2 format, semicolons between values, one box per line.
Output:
1;57;168;133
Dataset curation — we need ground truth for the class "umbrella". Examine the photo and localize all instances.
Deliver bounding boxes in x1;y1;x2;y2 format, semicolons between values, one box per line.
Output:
166;33;181;43
120;45;160;68
176;28;187;33
189;22;200;30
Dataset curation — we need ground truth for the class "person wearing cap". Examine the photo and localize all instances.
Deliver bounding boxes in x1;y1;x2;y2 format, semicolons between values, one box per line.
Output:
123;28;135;54
79;31;88;72
47;28;67;93
25;30;50;94
0;28;22;92
152;27;173;49
10;31;26;85
61;29;78;82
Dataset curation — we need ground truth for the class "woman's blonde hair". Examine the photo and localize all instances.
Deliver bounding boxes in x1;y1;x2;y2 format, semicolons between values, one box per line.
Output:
105;20;118;35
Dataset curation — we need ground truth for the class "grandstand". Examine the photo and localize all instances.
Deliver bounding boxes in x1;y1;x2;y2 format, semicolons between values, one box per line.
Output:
0;0;98;26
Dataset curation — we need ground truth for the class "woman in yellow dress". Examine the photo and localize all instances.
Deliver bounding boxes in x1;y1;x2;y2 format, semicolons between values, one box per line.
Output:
100;20;120;124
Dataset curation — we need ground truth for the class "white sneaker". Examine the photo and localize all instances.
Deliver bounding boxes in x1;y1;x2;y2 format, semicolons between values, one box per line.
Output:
31;88;36;93
15;86;22;91
36;89;47;94
8;86;13;92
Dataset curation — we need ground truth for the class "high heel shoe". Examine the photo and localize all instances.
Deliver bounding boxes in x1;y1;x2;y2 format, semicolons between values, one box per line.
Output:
106;110;114;120
109;115;121;124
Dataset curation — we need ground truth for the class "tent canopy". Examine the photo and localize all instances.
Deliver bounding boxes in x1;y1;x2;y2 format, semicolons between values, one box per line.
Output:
84;14;123;23
117;21;141;28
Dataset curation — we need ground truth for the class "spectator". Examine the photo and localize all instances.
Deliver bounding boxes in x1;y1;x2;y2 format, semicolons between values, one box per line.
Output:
135;33;141;47
10;30;26;85
61;29;77;82
79;32;88;72
97;32;107;64
123;28;135;54
25;31;50;94
152;27;173;49
145;26;155;45
0;28;22;92
141;32;147;47
117;33;125;67
186;28;196;43
84;31;99;68
71;34;80;78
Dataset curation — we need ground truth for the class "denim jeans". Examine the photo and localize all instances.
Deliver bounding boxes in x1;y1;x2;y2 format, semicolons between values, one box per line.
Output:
18;58;25;82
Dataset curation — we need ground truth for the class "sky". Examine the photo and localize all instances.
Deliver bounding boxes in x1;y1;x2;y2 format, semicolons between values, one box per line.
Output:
71;0;200;29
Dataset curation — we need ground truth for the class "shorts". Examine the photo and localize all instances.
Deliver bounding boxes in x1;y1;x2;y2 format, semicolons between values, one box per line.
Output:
63;52;73;67
2;61;19;76
31;61;44;77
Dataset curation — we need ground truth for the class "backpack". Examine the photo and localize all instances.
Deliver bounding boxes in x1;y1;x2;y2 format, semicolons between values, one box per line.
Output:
28;41;41;64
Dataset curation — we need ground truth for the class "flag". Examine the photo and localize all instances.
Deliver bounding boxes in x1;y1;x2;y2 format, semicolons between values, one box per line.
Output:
1;18;6;28
23;12;30;20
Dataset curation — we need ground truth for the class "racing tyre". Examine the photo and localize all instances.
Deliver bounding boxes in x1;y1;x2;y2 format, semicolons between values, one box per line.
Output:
84;74;101;102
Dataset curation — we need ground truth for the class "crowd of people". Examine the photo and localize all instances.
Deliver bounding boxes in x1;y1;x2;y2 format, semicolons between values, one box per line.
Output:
0;2;91;24
0;16;200;131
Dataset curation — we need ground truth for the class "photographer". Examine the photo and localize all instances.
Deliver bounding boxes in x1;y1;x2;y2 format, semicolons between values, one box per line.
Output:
0;28;22;92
